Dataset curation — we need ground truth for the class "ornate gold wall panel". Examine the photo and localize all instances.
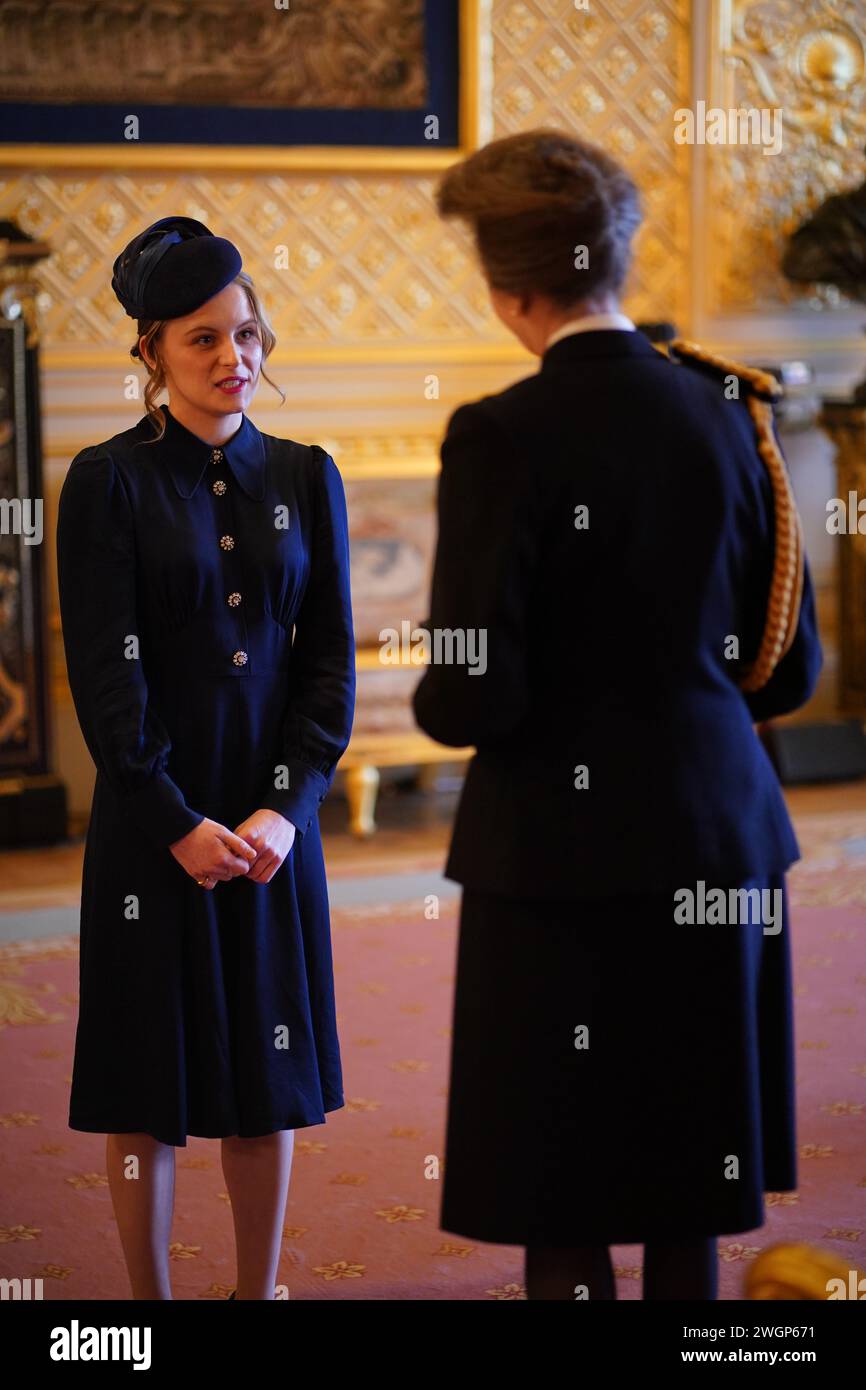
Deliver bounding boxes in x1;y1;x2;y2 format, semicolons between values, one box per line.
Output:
0;0;691;364
491;0;691;331
709;0;866;312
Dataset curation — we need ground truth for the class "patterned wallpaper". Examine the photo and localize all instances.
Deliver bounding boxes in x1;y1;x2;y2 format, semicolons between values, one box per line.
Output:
0;0;692;360
2;0;848;782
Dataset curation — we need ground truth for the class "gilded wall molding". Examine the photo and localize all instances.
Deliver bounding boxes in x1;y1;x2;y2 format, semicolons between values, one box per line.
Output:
709;0;866;312
42;432;442;481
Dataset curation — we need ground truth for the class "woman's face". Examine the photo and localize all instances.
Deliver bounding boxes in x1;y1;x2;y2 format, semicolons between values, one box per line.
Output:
142;282;263;418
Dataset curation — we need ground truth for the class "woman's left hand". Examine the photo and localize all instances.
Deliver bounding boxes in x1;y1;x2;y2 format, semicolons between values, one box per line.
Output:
232;809;297;883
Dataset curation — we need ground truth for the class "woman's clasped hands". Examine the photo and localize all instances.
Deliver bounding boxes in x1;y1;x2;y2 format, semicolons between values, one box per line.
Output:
169;809;297;889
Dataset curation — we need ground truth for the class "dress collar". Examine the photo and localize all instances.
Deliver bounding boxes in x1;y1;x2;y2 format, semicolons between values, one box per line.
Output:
138;403;266;501
545;311;637;349
540;325;662;373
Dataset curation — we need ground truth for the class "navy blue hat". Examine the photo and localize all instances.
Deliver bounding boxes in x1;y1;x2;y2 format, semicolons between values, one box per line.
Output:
111;216;242;320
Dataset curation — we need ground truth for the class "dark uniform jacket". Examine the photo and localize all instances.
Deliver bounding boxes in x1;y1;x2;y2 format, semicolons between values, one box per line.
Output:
412;329;823;899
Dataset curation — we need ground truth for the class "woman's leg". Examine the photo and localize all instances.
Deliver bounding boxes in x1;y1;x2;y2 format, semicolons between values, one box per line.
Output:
525;1244;617;1300
220;1130;294;1299
643;1237;718;1299
105;1132;176;1299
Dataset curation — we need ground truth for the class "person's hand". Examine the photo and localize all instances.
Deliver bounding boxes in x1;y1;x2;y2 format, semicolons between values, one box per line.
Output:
169;817;258;889
232;809;297;884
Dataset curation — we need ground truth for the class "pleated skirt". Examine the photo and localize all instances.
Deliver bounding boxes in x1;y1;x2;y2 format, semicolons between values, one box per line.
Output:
440;874;795;1246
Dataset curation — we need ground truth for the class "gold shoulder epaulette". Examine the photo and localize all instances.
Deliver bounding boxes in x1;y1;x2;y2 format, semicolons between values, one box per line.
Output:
652;336;803;695
653;337;782;401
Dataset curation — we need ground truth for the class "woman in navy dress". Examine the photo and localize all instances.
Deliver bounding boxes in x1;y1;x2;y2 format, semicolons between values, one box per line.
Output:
56;218;355;1299
412;131;823;1300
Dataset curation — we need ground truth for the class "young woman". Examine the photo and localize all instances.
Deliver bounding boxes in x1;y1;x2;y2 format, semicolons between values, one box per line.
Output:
56;217;355;1300
412;130;823;1300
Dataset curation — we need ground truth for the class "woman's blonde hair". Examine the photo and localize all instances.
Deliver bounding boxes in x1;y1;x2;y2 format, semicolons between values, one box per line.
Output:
130;270;285;441
436;128;643;306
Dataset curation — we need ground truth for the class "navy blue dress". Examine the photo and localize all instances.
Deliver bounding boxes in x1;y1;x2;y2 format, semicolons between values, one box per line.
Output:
413;329;823;1243
56;404;355;1147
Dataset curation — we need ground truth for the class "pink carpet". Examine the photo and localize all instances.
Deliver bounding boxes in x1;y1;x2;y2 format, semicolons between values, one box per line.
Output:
1;811;864;1299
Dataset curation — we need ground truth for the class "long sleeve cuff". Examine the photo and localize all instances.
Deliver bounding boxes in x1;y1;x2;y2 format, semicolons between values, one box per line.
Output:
258;759;331;837
120;771;205;850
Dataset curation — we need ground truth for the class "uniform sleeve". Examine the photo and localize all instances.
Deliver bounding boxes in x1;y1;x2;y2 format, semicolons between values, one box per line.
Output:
412;399;538;748
258;447;356;836
56;445;206;850
737;412;823;722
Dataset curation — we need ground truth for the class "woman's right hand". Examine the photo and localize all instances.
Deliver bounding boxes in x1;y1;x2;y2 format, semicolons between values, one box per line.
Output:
169;818;258;889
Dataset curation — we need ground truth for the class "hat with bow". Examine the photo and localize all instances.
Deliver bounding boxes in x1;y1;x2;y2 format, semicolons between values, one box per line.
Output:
111;215;242;320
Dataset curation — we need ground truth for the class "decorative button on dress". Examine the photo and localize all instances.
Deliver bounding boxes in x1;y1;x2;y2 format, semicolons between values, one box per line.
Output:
56;404;355;1147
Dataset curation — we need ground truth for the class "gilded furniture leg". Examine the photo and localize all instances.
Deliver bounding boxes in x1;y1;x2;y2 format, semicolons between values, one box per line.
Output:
344;763;380;837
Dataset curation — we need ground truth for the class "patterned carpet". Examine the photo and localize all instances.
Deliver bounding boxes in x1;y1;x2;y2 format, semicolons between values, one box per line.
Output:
0;811;864;1300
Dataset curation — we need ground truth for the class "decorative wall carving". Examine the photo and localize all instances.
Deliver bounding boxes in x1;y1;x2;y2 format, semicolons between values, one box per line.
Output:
710;0;866;310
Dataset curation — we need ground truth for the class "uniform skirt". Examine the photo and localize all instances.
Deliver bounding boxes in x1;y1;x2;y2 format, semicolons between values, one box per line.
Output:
440;874;795;1246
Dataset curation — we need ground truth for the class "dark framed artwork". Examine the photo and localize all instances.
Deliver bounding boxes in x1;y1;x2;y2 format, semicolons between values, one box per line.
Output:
0;0;487;170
